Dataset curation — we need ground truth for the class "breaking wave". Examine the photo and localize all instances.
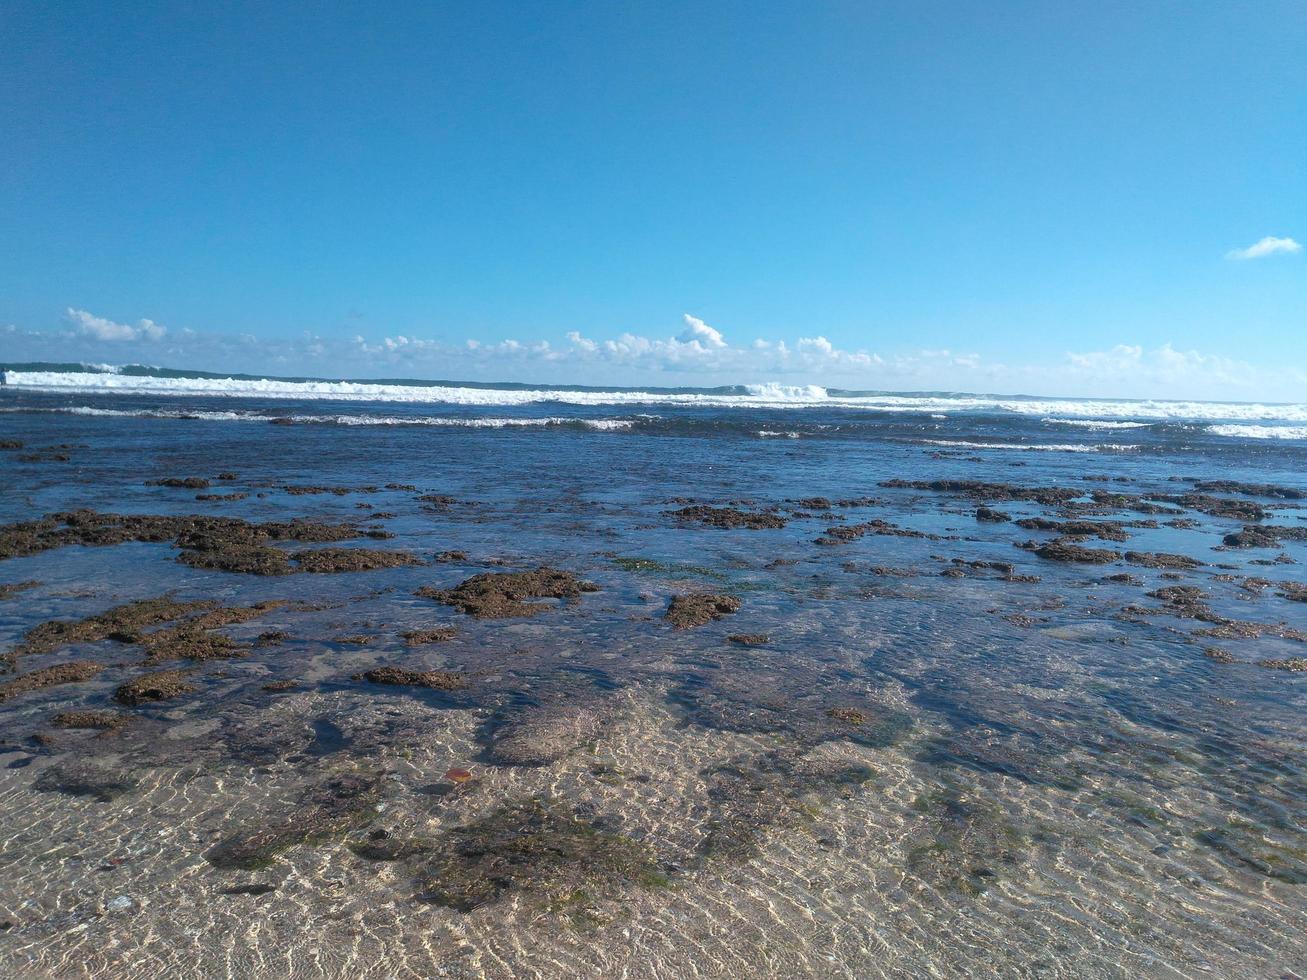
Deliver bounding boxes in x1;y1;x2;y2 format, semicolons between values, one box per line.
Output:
4;369;1307;424
1;405;634;431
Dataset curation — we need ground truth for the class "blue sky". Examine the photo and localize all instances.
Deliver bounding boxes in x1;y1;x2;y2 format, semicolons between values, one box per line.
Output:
2;1;1304;398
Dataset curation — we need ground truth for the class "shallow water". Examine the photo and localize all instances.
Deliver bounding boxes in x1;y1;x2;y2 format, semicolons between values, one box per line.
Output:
0;386;1304;978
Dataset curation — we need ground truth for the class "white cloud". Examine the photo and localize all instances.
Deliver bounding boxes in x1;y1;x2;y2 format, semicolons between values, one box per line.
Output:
66;307;167;341
8;307;1304;402
1225;236;1302;260
677;314;726;349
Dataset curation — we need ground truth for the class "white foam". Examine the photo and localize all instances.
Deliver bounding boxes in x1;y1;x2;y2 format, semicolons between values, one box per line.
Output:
922;439;1139;453
6;371;1307;423
6;405;633;430
1206;424;1307;440
743;382;830;401
1042;418;1151;430
756;430;801;439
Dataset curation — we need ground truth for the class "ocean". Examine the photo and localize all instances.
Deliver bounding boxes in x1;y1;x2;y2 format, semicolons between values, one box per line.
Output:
0;366;1304;978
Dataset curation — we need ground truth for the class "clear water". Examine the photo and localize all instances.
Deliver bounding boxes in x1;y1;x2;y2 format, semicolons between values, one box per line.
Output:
0;385;1303;978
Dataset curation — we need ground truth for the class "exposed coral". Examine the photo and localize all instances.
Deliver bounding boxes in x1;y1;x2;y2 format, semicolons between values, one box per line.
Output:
403;628;457;646
1019;538;1121;564
666;505;787;530
292;548;420;573
114;669;197;705
665;593;741;629
356;667;466;690
417;567;597;618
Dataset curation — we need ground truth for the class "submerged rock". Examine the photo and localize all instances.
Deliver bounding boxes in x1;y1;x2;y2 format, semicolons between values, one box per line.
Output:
0;661;105;701
224;718;315;763
414;799;665;913
485;702;605;766
51;709;129;730
0;510;362;569
220;883;277;896
14;596;216;657
416;567;598;618
665;593;741;629
348;834;437;862
826;706;868;725
0;580;40;601
356;666;466;690
34;760;139;802
696;752;874;864
905;782;1031;897
114;669;197;705
206;771;384;870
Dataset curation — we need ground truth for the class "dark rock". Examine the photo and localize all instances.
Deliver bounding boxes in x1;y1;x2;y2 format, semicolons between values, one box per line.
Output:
1258;658;1306;671
1020;538;1121;564
114;669;197;705
416;567;597;618
880;480;1080;506
0;661;105;701
292;548;420;573
815;520;926;545
403;628;457;646
0;510;364;572
1191;480;1304;500
1013;518;1130;542
357;667;466;690
1151;493;1266;522
148;477;211;489
666;506;787;530
51;709;129;730
1124;551;1203;570
665;593;741;629
14;596;216;657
